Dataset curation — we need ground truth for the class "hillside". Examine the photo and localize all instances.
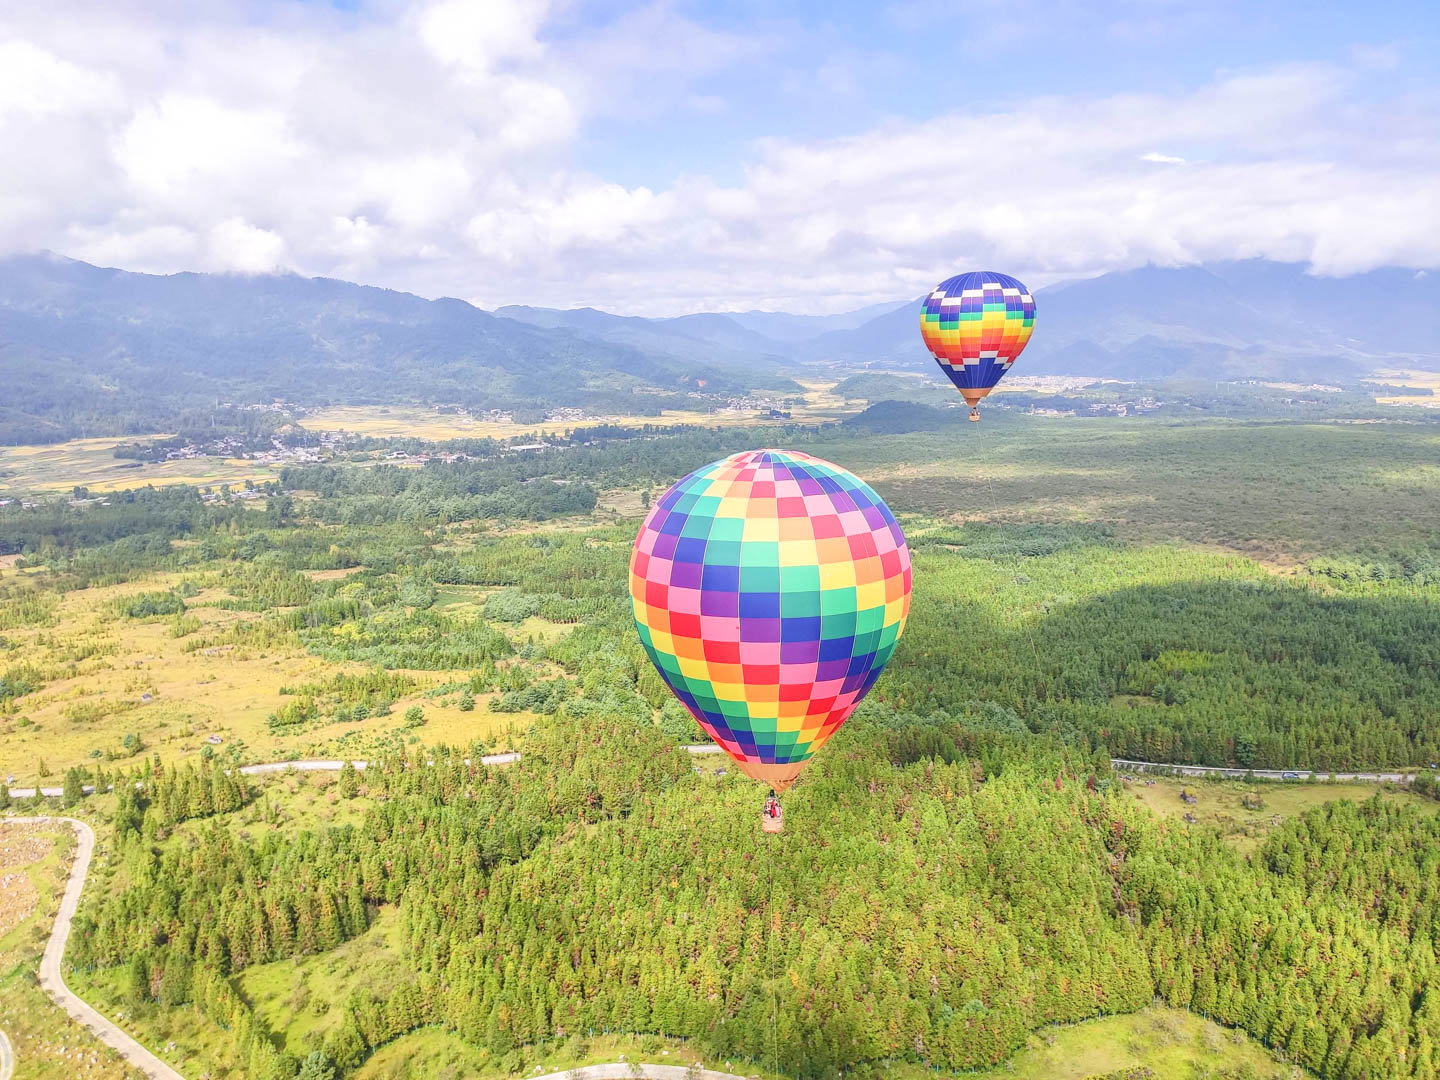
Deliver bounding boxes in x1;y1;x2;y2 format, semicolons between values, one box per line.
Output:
6;254;1438;446
493;305;794;373
0;255;800;444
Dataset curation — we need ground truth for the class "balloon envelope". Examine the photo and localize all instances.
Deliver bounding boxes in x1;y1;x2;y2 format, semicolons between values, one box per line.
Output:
630;449;911;792
921;271;1036;406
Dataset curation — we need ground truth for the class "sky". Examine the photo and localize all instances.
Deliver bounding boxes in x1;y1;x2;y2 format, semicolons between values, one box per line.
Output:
1;0;1438;315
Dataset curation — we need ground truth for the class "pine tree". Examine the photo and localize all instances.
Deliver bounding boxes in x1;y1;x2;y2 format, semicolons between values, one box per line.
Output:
125;951;151;1004
297;1051;336;1080
62;767;84;807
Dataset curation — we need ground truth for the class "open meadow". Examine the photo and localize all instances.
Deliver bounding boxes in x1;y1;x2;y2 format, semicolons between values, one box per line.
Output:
301;379;861;442
0;436;279;496
1124;774;1440;853
1365;369;1440;406
0;566;541;785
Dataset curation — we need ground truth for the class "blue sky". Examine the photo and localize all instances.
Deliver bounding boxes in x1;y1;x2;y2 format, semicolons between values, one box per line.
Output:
1;0;1437;313
558;0;1440;186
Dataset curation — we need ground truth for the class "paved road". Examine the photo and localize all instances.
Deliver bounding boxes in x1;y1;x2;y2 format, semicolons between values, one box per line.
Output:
0;1027;13;1080
3;817;184;1080
5;752;524;798
7;746;1418;799
1111;758;1419;783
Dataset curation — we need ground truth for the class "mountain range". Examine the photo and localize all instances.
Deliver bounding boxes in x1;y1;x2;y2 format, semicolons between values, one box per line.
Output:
1;252;1436;444
804;262;1440;381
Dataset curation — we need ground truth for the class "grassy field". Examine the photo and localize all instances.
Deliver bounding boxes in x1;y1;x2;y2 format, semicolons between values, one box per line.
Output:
0;822;143;1079
967;1005;1299;1080
238;907;413;1059
0;570;530;785
302;381;860;442
348;1006;1296;1080
1126;774;1440;853
1365;369;1440;406
0;435;278;495
71;964;239;1079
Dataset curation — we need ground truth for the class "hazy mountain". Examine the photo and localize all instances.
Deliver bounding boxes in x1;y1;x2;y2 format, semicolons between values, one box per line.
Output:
0;254;800;443
724;300;912;342
493;305;792;371
494;298;915;361
6;253;1436;445
805;262;1440;381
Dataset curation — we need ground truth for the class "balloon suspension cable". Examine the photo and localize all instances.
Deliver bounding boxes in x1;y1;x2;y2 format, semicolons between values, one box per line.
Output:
767;826;779;1074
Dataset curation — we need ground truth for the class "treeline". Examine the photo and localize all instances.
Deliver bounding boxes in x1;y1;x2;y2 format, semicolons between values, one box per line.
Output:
884;529;1440;769
0;485;248;557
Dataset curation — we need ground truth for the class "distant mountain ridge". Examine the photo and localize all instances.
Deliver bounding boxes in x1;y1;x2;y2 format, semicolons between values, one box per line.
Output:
0;254;801;444
2;253;1435;444
806;262;1440;382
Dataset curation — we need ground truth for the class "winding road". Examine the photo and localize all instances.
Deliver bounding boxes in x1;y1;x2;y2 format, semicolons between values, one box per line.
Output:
3;816;183;1079
0;1028;13;1080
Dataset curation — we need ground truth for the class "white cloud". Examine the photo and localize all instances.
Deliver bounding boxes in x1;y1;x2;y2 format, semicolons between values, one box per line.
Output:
417;0;549;71
0;39;117;117
114;97;301;205
0;4;1436;315
206;218;286;274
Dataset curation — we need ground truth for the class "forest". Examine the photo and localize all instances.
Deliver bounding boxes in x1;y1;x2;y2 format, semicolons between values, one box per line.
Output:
62;712;1440;1080
4;408;1440;1079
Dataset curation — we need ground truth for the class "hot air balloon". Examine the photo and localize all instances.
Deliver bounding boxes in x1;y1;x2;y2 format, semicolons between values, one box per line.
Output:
921;271;1036;421
630;450;911;827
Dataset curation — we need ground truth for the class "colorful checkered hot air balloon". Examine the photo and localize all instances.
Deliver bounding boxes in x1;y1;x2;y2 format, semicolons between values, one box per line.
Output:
921;271;1036;421
630;450;911;801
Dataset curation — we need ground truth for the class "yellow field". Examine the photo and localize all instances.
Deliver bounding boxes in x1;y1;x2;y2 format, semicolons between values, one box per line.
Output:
0;435;278;495
0;572;531;785
302;382;859;442
0;380;868;496
1365;368;1440;406
1127;774;1438;852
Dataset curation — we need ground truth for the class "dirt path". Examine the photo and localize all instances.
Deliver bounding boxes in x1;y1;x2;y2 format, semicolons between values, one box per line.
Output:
3;817;183;1080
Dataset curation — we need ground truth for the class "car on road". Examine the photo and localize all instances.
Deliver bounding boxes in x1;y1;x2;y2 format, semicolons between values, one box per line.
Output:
1282;771;1300;779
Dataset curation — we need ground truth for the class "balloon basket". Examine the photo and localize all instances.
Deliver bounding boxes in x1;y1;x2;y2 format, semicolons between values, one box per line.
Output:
968;408;981;422
761;814;784;834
